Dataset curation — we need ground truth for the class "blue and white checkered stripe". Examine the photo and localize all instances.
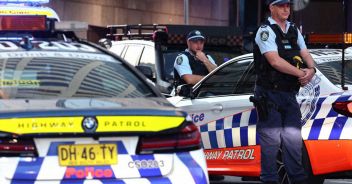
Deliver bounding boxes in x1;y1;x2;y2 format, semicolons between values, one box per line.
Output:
1;137;207;184
200;93;352;149
302;94;352;140
200;109;258;149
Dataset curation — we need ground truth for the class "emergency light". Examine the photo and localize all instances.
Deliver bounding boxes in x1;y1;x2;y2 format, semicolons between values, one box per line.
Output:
308;33;352;44
0;16;46;31
0;0;49;4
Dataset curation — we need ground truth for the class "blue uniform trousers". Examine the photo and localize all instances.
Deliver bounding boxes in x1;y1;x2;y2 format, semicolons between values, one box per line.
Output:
254;85;307;183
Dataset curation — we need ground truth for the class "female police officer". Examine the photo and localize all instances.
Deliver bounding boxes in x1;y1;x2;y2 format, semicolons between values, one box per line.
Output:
253;0;315;183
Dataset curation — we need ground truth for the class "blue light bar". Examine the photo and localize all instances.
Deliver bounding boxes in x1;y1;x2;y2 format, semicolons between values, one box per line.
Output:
0;0;49;4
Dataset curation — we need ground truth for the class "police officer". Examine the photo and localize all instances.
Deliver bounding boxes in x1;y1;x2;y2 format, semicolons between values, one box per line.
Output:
173;30;217;88
253;0;315;184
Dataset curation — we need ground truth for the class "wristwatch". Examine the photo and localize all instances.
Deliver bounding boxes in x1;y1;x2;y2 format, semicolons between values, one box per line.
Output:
309;67;316;73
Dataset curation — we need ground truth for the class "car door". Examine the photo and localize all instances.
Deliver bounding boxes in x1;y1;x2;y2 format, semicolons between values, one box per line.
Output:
173;57;258;148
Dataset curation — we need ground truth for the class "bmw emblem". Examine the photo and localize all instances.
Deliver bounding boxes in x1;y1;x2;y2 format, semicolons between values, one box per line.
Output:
82;117;98;132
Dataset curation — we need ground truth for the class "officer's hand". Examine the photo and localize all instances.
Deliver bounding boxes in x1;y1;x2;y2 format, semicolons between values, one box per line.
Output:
299;68;314;86
195;51;208;63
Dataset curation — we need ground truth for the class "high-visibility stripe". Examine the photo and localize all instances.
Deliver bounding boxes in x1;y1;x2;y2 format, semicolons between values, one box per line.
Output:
96;116;184;132
0;116;185;134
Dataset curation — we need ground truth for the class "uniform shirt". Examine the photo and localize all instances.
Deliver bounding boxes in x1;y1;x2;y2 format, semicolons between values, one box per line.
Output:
255;17;307;54
174;49;216;77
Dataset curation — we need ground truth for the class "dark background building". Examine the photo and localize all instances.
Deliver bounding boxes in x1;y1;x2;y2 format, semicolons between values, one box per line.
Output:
232;0;351;34
48;0;351;39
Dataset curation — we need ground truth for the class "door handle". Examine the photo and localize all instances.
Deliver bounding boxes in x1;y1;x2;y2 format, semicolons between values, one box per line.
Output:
211;104;223;113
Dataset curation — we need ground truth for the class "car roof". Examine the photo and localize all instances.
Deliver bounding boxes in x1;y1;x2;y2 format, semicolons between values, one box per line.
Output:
111;40;155;47
0;39;107;55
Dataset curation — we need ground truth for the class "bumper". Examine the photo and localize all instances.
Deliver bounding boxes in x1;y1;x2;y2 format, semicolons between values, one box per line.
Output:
305;140;352;175
0;149;208;184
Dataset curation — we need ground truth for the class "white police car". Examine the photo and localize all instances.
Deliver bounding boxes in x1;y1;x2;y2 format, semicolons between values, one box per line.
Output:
169;46;352;183
0;1;208;184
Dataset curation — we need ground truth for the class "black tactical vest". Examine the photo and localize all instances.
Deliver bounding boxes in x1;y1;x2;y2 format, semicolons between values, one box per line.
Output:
254;20;303;92
174;51;209;86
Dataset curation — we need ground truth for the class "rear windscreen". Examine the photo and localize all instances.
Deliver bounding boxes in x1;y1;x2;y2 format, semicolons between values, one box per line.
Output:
0;51;156;99
317;60;352;85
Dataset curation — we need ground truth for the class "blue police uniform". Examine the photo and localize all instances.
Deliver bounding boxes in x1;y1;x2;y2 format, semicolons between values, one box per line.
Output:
174;49;216;85
254;14;308;184
173;30;216;87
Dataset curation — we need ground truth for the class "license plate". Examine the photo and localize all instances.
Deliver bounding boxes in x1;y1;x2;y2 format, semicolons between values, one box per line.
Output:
58;144;117;166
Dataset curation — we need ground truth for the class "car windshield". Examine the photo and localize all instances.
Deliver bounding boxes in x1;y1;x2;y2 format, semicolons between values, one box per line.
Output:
316;60;352;85
0;51;156;99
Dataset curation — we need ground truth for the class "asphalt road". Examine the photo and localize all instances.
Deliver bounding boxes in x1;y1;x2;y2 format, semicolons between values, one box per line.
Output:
210;176;352;184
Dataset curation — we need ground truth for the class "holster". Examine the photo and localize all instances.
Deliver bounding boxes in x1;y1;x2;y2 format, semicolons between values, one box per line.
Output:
249;95;269;121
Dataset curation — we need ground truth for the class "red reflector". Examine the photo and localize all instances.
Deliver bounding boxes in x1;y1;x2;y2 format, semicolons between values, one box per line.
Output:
139;123;201;154
0;16;46;31
332;101;352;117
0;138;37;157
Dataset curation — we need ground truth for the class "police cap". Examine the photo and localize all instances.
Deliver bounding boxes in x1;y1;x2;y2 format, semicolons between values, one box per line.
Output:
187;30;205;41
266;0;291;6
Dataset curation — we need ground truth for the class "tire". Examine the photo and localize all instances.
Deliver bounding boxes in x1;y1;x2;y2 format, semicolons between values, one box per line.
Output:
209;175;225;181
276;145;325;184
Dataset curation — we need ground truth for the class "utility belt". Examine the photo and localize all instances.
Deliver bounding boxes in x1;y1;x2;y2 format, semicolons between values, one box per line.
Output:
256;81;299;92
249;95;280;121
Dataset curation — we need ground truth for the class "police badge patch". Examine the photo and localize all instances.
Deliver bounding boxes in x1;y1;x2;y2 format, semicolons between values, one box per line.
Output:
176;57;183;65
260;31;269;41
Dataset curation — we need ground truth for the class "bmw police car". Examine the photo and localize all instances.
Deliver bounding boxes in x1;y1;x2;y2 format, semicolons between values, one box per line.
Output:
0;1;208;183
169;43;352;183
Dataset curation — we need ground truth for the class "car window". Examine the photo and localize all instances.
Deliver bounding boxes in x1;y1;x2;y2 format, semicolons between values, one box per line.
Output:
123;45;144;66
140;46;156;74
162;51;179;82
205;50;242;65
0;52;156;99
317;60;352;85
110;44;125;56
233;62;255;94
195;60;252;97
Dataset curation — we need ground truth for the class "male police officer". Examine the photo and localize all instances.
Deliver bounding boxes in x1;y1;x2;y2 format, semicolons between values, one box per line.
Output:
173;30;217;87
253;0;315;184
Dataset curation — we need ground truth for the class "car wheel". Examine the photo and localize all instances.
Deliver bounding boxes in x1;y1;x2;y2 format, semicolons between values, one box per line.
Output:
302;144;325;184
277;145;325;184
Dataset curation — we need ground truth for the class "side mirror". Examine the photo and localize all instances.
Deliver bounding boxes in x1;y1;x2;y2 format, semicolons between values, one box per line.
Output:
177;84;194;98
136;65;154;81
98;38;112;49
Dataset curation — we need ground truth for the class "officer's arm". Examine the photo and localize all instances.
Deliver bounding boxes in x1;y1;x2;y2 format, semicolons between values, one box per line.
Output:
196;51;217;72
297;30;315;84
297;30;315;70
300;49;315;69
174;55;204;85
182;74;204;85
256;27;305;78
264;51;305;78
202;59;217;72
298;49;315;85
